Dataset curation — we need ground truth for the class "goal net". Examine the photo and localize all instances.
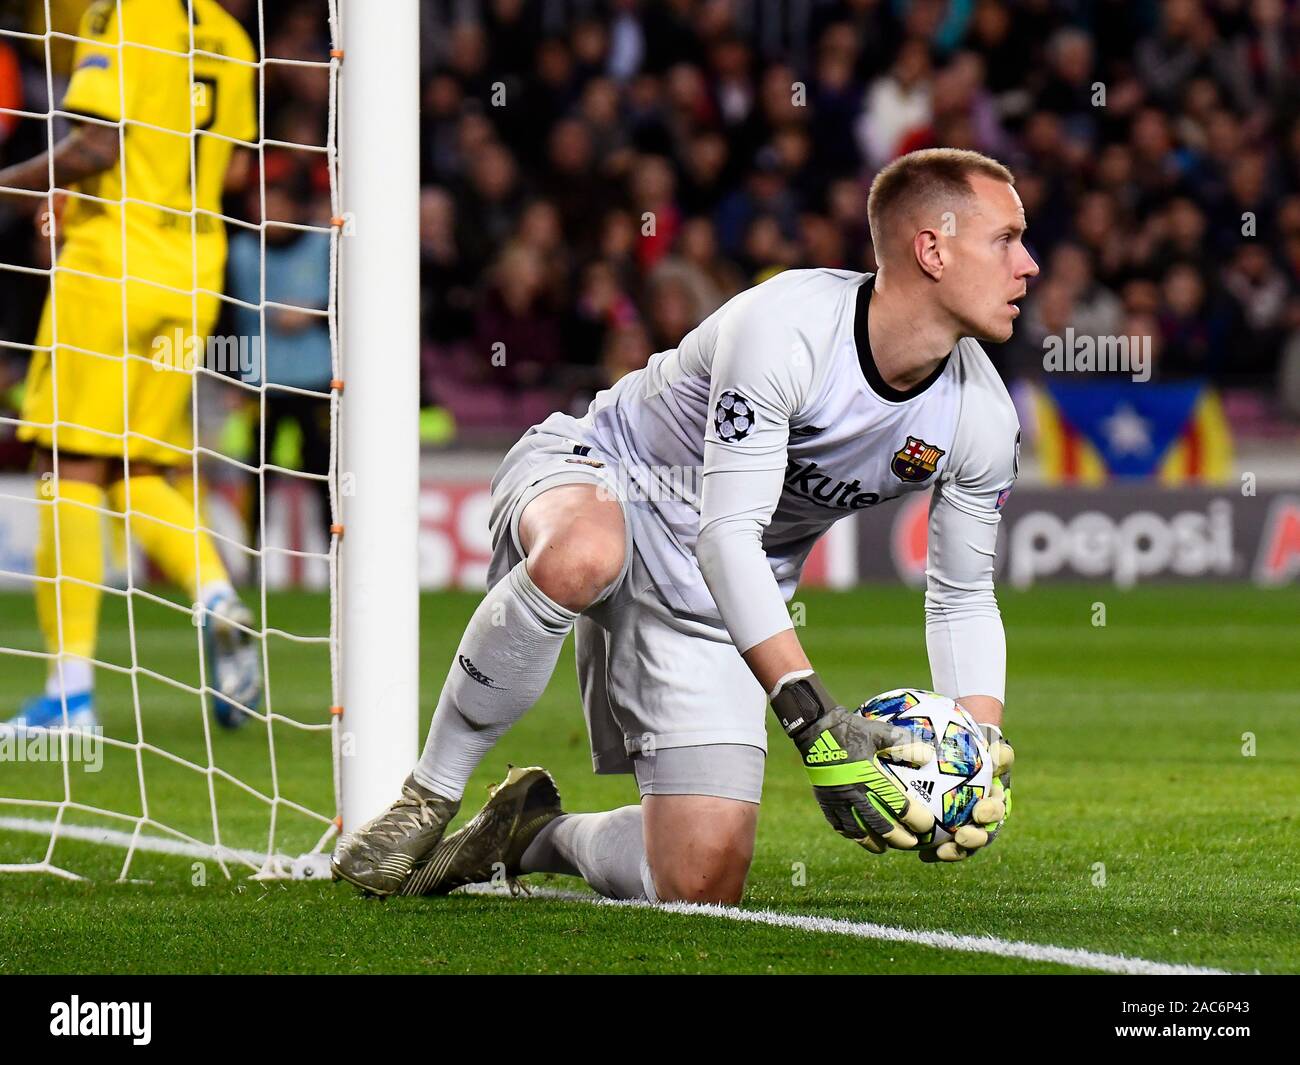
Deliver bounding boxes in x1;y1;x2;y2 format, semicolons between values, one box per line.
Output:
0;0;417;883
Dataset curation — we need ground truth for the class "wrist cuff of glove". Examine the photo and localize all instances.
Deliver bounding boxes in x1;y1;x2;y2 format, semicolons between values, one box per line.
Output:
767;669;815;702
770;670;838;740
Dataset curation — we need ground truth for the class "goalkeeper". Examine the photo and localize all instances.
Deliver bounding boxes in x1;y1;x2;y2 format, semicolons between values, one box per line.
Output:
335;148;1027;903
0;0;259;731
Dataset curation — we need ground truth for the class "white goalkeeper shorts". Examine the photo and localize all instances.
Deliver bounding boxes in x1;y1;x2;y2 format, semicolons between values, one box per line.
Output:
486;427;769;794
632;742;765;805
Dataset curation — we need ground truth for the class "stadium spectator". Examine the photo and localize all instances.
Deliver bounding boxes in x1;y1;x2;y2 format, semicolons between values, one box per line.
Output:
857;37;932;170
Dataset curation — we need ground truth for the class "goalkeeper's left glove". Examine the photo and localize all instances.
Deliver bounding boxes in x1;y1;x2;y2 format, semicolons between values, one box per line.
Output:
921;722;1014;863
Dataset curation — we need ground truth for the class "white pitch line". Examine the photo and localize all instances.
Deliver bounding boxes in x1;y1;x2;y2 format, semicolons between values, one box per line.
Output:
0;817;1233;974
621;898;1231;975
1;815;258;863
461;887;1232;977
0;816;332;879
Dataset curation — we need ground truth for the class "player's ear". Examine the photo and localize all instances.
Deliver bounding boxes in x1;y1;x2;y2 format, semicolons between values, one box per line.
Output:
913;228;944;281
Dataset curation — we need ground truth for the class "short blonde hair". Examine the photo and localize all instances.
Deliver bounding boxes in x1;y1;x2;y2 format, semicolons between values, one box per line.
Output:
867;148;1015;261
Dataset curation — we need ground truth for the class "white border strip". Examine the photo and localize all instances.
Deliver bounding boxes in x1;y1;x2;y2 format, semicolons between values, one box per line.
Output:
0;817;1232;974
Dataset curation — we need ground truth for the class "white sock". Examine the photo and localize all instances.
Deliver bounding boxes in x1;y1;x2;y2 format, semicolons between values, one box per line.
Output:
413;561;577;800
46;657;93;697
519;806;657;901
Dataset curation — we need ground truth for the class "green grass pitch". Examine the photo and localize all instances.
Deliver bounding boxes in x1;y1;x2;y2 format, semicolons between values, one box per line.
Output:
0;583;1296;974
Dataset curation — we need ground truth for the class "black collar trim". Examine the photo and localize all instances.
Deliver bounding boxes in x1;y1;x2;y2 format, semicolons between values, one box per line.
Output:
854;273;951;403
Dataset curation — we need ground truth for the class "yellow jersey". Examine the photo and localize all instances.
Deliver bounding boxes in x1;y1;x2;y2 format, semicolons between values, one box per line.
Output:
23;0;92;75
59;0;257;318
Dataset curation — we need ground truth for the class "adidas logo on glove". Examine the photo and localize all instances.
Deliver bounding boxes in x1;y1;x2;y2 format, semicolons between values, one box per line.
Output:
804;732;849;764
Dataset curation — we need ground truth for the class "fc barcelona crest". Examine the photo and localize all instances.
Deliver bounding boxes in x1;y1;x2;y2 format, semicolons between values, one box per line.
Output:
891;436;945;483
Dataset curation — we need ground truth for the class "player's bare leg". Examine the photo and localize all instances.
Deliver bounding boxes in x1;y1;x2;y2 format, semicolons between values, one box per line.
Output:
516;483;627;610
333;482;625;895
641;794;757;904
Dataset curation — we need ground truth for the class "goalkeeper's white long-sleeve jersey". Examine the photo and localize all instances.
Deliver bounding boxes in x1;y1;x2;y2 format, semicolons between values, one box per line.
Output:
529;268;1020;703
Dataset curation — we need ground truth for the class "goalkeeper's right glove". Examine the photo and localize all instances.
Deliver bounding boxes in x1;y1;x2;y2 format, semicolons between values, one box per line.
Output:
770;670;935;853
919;723;1014;862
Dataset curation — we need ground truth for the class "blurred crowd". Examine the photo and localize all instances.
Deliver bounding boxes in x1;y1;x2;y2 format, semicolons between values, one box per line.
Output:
416;0;1300;438
3;0;1300;455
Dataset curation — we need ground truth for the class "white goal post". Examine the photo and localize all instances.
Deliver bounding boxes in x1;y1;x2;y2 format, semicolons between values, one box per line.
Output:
337;0;421;831
0;0;417;880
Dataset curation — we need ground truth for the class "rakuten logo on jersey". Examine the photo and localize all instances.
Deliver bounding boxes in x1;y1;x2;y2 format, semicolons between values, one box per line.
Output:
1009;501;1234;588
785;459;893;510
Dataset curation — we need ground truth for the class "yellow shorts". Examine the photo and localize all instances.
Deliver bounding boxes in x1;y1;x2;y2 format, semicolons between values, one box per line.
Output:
18;267;216;466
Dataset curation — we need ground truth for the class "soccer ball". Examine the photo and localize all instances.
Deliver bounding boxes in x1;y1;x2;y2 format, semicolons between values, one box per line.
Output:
856;688;993;850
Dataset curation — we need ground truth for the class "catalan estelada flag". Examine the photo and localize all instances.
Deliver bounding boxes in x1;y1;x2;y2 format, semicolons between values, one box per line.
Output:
1033;382;1232;484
